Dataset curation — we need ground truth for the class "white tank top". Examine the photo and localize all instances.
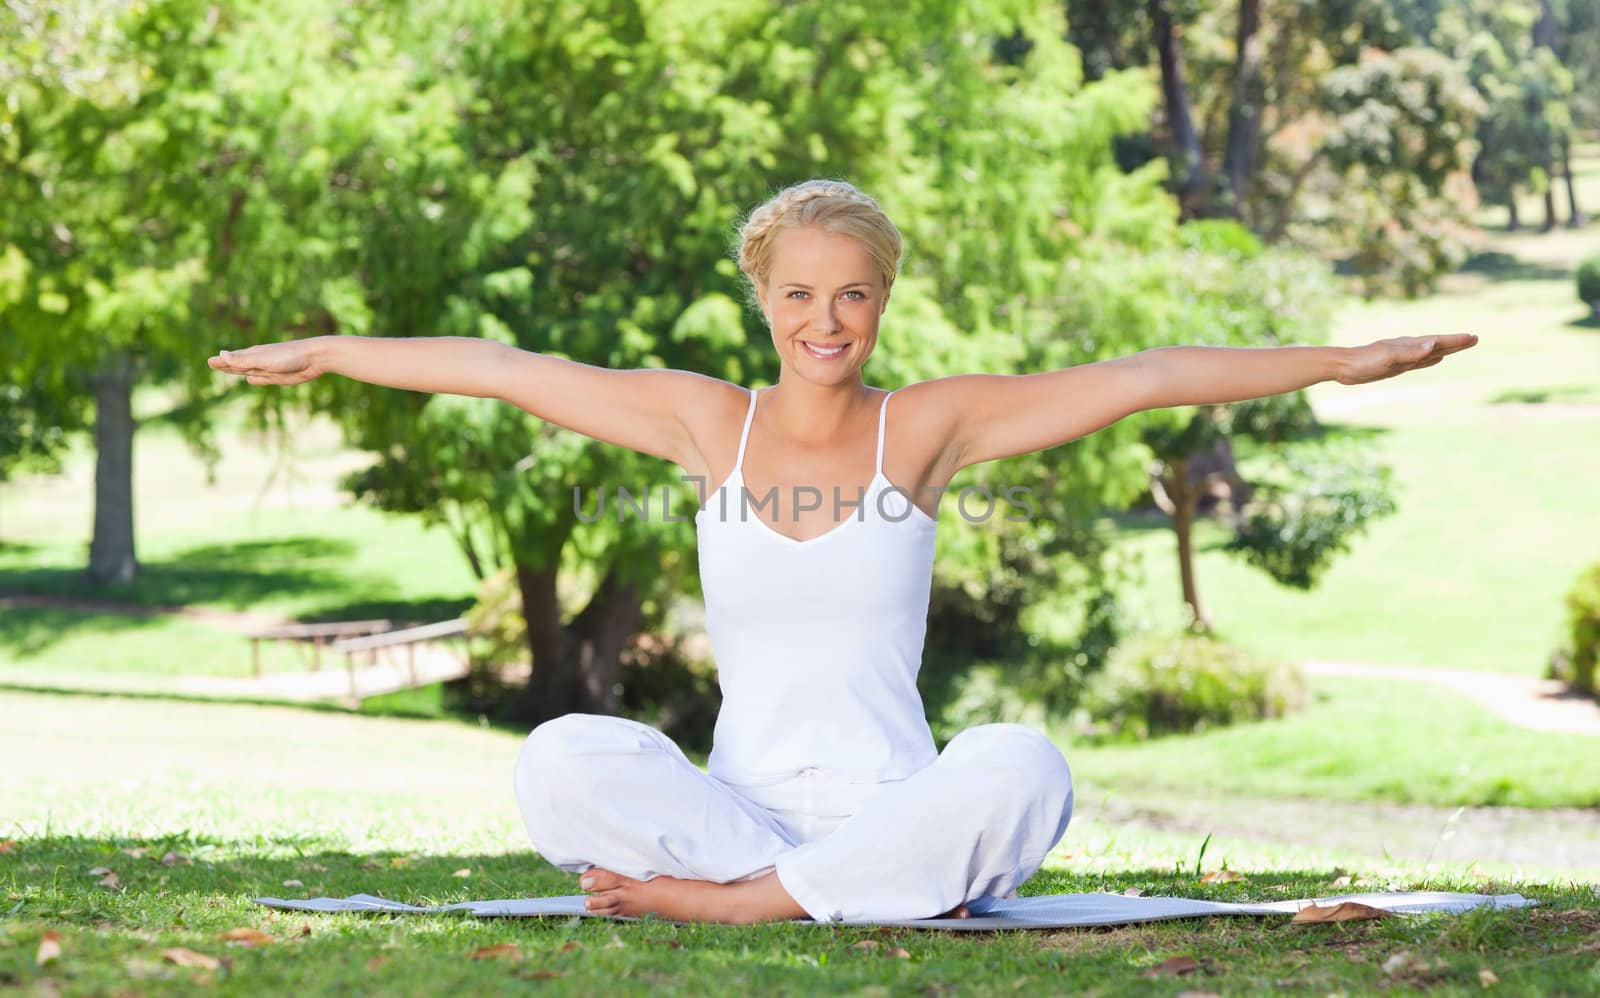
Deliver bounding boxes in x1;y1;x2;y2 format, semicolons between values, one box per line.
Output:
695;386;940;809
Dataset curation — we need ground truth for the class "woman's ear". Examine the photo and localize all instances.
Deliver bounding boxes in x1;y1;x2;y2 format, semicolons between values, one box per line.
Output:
755;284;771;324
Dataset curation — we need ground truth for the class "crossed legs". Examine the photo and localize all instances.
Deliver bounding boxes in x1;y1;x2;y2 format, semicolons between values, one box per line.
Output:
513;713;1073;924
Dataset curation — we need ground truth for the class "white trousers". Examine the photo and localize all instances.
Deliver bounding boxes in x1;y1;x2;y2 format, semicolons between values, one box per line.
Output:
513;713;1074;923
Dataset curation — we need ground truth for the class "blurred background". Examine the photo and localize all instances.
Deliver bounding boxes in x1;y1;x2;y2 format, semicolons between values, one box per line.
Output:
2;0;1598;827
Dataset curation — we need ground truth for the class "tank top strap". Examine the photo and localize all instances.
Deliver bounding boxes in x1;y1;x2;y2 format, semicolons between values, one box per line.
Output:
731;387;760;474
874;389;892;478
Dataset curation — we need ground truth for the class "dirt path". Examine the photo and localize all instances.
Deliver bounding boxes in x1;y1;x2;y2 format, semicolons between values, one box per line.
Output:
1074;782;1600;876
1305;660;1600;737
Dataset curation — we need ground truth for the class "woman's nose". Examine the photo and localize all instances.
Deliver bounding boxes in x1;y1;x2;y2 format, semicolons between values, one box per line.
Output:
814;302;841;331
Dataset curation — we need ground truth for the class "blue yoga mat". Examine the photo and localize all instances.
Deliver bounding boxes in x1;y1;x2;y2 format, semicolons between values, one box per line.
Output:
252;889;1536;930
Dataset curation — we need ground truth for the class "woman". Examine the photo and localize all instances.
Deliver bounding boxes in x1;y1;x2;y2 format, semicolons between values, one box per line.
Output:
209;179;1475;925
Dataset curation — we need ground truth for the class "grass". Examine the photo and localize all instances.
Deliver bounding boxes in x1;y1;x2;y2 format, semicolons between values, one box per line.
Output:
4;689;1597;996
1066;677;1600;810
1104;143;1600;674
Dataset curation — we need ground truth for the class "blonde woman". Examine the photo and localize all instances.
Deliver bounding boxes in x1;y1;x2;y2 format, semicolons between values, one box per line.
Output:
209;179;1475;925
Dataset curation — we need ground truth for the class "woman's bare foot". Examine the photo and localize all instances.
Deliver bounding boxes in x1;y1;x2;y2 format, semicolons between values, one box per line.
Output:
580;867;806;925
580;867;975;923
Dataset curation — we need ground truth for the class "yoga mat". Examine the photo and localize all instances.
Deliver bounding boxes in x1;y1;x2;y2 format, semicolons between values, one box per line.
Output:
253;890;1536;930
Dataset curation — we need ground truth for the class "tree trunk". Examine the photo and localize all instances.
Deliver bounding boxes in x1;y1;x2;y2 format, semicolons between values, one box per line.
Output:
1171;463;1208;633
1562;135;1586;227
1153;457;1210;633
87;353;138;584
1533;0;1556;50
1542;185;1558;232
1148;0;1209;217
1220;0;1264;216
504;560;643;726
1507;196;1520;231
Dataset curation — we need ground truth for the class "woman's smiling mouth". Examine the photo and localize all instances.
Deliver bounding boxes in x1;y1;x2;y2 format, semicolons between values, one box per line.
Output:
800;341;848;359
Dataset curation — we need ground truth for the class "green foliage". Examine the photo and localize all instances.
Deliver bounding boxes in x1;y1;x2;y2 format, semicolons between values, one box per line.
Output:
1552;562;1600;694
1577;254;1600;315
1225;440;1397;590
1320;47;1484;296
1176;219;1263;259
1077;632;1308;740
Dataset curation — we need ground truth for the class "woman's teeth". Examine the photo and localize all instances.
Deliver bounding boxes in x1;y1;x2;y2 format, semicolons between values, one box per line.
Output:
802;341;846;359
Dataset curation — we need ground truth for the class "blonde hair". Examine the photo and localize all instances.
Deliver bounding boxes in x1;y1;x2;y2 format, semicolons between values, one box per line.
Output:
735;180;903;303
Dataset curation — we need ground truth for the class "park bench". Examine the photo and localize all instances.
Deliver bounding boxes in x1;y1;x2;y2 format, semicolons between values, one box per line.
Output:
327;618;472;701
246;619;392;677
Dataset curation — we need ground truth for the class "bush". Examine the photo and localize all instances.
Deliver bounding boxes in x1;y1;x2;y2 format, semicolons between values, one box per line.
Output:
1550;562;1600;695
1077;634;1308;741
1578;255;1600;321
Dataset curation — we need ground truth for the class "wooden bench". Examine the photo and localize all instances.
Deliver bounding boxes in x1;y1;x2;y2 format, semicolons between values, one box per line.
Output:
245;620;392;677
329;619;472;700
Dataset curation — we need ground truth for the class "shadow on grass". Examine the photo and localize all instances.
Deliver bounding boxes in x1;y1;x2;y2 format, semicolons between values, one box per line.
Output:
1567;314;1600;330
1488;384;1600;405
307;595;476;626
0;607;159;659
0;537;358;610
1457;251;1571;283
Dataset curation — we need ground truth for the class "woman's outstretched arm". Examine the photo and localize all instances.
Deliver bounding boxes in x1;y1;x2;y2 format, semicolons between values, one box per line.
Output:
911;333;1477;471
206;335;732;467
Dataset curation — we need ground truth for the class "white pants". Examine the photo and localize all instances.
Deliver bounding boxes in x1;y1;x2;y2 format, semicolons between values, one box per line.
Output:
512;713;1074;923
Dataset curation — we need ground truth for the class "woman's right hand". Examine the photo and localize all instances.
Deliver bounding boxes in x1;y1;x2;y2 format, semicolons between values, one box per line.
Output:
207;339;325;386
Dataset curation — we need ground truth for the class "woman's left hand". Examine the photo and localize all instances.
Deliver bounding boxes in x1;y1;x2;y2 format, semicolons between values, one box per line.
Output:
1336;333;1479;386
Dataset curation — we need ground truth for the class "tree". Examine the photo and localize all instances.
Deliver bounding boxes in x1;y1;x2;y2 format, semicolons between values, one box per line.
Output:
0;0;367;581
307;0;1176;726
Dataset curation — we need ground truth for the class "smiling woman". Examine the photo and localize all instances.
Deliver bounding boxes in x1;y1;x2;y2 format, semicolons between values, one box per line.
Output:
206;176;1475;928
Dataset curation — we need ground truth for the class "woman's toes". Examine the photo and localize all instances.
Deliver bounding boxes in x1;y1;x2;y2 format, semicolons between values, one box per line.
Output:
580;867;626;892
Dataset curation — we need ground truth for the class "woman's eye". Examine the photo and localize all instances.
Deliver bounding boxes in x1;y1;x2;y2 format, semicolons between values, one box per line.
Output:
787;291;809;300
842;290;865;301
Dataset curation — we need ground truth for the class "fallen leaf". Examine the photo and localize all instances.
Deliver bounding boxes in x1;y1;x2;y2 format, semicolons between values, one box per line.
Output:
35;930;62;966
1122;888;1145;897
605;933;625;950
88;867;113;876
852;940;880;951
451;868;472;878
160;852;190;867
0;840;17;854
471;943;522;961
310;864;328;873
281;880;304;888
1331;876;1354;889
890;947;910;959
365;956;389;971
1479;968;1499;988
1200;870;1242;884
1145;956;1202;978
1291;902;1391;925
161;947;221;970
558;941;581;953
1382;951;1415;976
388;856;411;868
219;928;274;947
97;873;122;890
520;970;563;980
299;924;312;938
122;847;148;860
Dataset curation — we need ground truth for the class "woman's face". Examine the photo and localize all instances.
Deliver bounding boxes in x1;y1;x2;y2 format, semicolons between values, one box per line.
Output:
756;226;889;384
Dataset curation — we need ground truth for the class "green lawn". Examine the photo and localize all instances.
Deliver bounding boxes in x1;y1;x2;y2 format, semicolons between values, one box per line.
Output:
1108;148;1600;674
4;690;1596;996
1066;677;1600;810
